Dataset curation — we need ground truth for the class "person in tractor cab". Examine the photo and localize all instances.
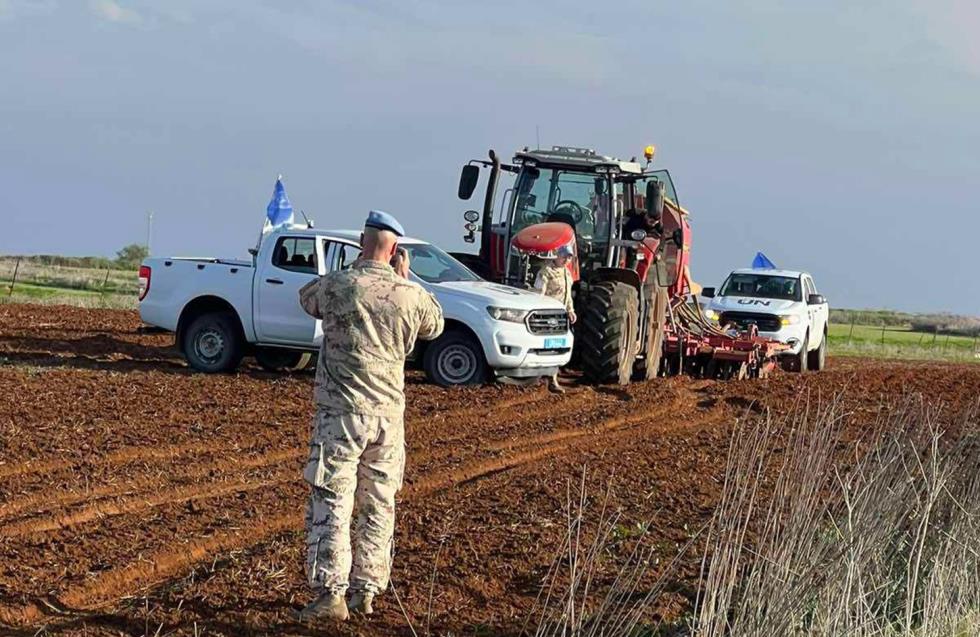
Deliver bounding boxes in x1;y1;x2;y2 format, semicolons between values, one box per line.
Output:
533;244;577;393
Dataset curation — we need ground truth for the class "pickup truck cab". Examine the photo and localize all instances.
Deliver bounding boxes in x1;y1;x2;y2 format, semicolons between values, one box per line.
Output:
701;268;829;372
138;226;573;385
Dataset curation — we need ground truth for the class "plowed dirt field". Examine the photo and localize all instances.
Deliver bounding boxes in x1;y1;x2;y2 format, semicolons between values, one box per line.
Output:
1;304;977;636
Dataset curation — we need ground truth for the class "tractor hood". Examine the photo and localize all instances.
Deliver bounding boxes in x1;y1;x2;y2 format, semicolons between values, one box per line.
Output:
429;280;565;311
709;295;801;314
511;222;575;256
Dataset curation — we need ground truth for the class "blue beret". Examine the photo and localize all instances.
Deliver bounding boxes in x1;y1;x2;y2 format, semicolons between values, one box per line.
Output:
364;209;405;237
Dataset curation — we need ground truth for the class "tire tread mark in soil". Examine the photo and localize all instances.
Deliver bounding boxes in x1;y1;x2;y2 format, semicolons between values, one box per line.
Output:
0;476;293;538
0;440;275;481
0;448;301;523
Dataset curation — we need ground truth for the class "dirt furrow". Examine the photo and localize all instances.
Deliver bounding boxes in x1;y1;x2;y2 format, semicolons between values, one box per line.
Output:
0;514;299;626
0;476;292;538
0;448;301;523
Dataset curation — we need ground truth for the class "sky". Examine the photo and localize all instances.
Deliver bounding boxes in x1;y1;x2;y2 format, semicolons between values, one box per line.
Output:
1;0;978;314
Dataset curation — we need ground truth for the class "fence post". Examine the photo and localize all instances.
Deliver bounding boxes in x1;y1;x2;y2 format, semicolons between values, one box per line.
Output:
942;333;950;353
6;256;21;298
932;328;938;347
880;322;886;345
847;320;855;344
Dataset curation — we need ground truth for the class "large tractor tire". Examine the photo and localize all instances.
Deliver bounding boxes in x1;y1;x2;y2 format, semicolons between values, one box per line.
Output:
579;281;640;385
635;284;669;381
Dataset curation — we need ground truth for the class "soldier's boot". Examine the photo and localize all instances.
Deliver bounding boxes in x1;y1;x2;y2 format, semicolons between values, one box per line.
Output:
298;591;349;622
548;373;565;394
348;591;375;615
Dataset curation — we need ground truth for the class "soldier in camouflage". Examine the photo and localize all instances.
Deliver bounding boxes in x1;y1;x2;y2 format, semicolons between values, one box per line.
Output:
533;244;577;393
297;210;444;622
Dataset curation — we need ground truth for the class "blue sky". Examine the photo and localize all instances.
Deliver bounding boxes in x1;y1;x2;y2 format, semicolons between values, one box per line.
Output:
1;0;977;314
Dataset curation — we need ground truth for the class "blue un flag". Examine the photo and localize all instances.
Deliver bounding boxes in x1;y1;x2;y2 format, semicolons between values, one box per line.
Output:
752;252;777;269
266;176;294;228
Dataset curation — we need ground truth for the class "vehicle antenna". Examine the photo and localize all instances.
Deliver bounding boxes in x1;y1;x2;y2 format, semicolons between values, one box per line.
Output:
300;209;313;228
535;125;540;150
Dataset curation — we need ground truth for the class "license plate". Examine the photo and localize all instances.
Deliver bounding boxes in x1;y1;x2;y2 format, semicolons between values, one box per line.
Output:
544;337;567;348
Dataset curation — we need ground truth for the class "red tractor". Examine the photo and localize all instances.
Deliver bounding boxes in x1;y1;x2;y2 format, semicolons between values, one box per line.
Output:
454;145;784;384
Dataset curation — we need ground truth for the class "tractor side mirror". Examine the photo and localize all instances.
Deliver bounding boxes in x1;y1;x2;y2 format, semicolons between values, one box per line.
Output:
702;287;715;298
645;180;665;221
807;293;826;305
671;228;683;248
458;165;480;200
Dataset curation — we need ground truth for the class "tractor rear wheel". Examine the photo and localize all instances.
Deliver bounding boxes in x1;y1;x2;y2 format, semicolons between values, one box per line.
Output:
579;281;640;385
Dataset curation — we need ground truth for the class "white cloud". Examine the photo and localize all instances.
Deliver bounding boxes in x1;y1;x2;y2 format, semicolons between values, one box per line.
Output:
90;0;141;24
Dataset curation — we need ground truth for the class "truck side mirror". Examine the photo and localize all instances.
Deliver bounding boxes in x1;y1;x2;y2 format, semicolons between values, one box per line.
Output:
702;287;715;298
807;293;826;305
458;165;479;200
645;180;665;221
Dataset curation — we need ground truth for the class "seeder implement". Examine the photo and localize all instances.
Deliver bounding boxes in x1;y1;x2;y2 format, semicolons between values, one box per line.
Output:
662;298;788;380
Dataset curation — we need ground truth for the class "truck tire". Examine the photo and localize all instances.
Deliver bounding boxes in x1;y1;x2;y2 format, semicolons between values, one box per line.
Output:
782;331;808;373
423;330;487;387
579;281;639;385
255;347;312;372
635;284;668;381
182;311;244;373
807;329;826;371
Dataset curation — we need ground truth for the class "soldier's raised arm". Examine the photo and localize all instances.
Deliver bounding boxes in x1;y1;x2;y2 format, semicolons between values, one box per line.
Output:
299;277;324;319
416;290;444;341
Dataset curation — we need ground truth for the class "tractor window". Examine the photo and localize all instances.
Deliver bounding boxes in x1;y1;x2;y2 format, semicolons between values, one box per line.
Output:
719;274;802;301
512;167;612;245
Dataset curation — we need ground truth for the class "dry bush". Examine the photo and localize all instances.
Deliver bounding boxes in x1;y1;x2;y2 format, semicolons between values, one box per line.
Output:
909;314;980;338
528;398;980;636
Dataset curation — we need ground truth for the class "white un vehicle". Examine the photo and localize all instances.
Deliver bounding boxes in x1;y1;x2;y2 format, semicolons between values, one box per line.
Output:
701;269;829;372
138;227;573;386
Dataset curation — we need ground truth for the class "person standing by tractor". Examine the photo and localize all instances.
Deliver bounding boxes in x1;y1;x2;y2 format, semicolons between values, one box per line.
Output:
534;244;577;392
296;210;444;623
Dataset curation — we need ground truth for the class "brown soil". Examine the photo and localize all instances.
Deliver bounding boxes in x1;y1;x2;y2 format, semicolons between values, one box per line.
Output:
0;304;977;635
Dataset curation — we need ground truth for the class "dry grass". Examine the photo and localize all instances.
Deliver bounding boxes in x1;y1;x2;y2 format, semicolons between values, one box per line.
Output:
530;397;980;636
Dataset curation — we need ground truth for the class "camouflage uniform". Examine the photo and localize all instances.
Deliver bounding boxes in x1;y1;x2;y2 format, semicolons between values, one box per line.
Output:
534;262;574;313
534;262;574;390
299;259;443;596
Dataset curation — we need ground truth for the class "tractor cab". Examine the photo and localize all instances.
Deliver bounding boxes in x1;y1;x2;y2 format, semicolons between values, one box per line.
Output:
457;145;686;295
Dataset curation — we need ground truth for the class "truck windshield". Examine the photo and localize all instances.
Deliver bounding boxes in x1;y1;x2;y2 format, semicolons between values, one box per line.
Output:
512;167;611;244
719;273;802;301
403;243;481;283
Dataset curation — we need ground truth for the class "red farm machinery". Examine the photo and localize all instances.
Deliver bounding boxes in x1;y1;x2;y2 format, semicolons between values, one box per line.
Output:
452;145;786;385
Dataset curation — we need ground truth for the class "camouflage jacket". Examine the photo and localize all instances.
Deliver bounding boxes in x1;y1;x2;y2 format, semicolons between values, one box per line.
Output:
299;260;444;416
534;263;574;312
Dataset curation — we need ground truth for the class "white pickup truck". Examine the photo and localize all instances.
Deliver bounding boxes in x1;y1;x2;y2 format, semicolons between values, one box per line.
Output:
138;226;573;385
701;268;829;372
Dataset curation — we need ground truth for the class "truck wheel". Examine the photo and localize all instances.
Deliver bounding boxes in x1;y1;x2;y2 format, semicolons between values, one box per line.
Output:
635;284;668;381
255;347;312;372
182;312;244;373
423;330;487;387
807;330;826;371
782;331;809;373
579;281;639;385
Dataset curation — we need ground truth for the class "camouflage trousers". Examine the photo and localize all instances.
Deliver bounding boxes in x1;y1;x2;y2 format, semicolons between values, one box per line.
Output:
304;409;405;595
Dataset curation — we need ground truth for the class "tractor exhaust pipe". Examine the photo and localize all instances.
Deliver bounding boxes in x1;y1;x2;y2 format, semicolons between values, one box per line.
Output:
480;149;501;263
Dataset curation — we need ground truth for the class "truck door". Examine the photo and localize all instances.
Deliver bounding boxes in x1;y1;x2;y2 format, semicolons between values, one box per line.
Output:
255;235;319;345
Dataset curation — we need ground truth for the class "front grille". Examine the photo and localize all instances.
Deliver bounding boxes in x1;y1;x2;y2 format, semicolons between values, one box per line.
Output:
719;311;781;332
526;310;569;335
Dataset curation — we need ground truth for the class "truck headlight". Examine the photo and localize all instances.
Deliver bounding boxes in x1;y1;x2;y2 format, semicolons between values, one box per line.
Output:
780;315;800;326
704;308;719;321
487;306;529;323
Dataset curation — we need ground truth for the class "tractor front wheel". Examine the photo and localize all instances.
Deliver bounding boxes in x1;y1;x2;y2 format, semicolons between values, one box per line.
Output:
579;281;640;385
